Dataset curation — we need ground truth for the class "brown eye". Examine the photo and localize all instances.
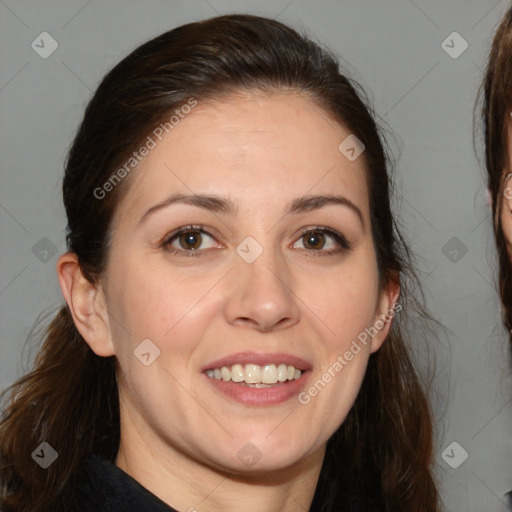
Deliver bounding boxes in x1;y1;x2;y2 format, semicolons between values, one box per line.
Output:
302;231;326;250
293;228;351;256
162;225;219;257
178;230;203;250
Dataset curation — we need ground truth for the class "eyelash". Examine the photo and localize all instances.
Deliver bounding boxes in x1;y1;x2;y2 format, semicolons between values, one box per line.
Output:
160;224;352;258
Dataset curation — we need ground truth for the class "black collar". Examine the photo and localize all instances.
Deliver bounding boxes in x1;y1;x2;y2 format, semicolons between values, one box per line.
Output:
72;454;178;511
72;453;370;511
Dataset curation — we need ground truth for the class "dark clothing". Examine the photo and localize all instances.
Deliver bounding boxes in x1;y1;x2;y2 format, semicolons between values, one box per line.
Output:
72;453;368;511
72;454;178;512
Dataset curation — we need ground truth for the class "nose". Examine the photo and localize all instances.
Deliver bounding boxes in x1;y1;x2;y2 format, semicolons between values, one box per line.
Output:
223;244;301;332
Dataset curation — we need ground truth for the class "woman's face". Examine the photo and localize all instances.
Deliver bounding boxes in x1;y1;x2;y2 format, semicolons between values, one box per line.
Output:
96;91;397;473
501;118;512;254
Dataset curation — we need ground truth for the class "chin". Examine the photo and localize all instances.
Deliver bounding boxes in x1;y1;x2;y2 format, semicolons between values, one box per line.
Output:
205;438;318;475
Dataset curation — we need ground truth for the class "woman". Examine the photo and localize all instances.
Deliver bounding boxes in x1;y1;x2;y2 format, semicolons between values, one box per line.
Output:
0;14;440;512
481;5;512;341
479;5;512;508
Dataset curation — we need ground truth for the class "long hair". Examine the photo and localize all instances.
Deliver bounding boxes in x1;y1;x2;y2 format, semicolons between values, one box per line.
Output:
0;14;440;511
478;6;512;345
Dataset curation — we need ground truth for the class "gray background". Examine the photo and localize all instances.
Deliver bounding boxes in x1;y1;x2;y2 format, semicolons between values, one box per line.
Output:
0;0;510;510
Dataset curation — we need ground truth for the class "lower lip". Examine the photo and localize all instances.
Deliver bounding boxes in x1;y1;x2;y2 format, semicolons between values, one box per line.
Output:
204;372;310;406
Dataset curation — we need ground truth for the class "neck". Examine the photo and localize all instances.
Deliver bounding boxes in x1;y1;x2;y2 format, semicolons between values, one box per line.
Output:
115;417;325;512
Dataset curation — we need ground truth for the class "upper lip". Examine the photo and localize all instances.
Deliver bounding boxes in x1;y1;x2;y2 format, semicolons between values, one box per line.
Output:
202;351;312;372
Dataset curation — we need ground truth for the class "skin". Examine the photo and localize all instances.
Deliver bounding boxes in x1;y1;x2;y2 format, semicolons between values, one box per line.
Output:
57;90;399;512
501;118;512;254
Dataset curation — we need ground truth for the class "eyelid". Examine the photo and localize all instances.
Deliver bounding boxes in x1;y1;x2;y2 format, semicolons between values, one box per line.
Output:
293;226;352;255
161;224;221;252
161;225;351;257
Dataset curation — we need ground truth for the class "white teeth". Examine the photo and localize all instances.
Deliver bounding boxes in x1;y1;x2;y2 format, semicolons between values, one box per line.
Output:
261;364;277;384
205;363;303;384
244;364;261;384
231;364;244;383
277;364;288;382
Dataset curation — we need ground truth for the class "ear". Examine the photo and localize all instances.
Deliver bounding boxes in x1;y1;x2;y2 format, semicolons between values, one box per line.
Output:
501;121;512;253
501;174;512;251
369;275;401;354
56;252;115;357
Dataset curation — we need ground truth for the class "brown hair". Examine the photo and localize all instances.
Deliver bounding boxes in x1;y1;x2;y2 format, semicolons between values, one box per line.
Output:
0;14;440;511
479;6;512;343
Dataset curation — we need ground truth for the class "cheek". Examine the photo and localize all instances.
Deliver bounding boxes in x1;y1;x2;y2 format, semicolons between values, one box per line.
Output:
105;256;222;366
106;235;380;357
309;258;380;347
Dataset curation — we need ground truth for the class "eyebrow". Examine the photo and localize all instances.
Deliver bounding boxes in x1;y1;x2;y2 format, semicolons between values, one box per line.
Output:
139;192;364;227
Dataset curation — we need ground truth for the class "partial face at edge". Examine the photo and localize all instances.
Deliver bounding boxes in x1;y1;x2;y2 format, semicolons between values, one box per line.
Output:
500;118;512;256
93;91;398;473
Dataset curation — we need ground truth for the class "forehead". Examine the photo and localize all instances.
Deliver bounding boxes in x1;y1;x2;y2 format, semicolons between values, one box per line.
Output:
114;91;370;226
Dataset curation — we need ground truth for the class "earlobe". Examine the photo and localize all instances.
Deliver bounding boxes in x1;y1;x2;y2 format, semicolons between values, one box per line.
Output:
56;252;115;357
369;277;400;354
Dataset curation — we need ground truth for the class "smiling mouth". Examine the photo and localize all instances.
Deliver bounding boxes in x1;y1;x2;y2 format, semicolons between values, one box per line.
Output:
205;363;303;387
